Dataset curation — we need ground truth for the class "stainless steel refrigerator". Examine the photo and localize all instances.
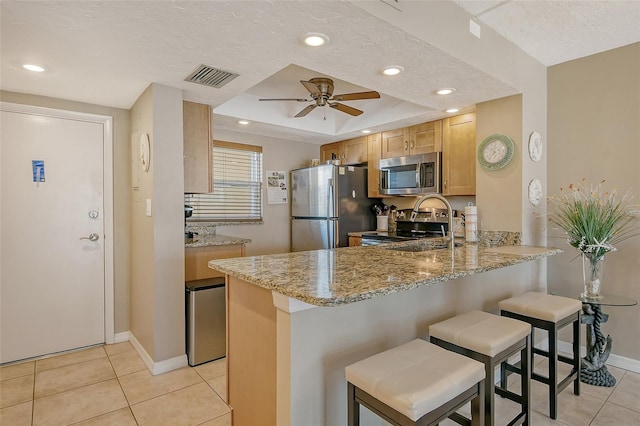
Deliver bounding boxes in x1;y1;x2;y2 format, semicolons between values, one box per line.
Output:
291;164;373;251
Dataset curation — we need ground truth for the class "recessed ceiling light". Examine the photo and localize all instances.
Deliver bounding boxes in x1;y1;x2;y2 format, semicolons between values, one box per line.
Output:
382;66;404;76
238;120;250;125
302;33;329;47
436;88;456;95
446;108;459;113
23;64;45;72
361;130;371;134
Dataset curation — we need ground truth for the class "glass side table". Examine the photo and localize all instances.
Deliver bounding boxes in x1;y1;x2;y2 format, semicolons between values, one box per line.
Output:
553;292;637;387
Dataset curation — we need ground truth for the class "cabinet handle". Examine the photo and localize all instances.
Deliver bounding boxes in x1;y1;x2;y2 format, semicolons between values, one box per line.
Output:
404;141;409;151
410;140;415;149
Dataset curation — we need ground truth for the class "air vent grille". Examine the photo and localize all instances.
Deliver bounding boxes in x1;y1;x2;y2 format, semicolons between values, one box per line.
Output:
185;64;239;88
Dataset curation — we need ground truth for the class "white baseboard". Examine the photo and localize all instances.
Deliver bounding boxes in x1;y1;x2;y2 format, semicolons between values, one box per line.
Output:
113;331;130;344
128;331;188;375
557;340;640;374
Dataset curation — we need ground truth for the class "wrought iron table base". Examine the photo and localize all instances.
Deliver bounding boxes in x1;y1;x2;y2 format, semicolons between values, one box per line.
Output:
581;303;615;387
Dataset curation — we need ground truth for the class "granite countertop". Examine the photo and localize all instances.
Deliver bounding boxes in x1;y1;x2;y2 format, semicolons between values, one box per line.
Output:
208;240;561;307
185;233;251;248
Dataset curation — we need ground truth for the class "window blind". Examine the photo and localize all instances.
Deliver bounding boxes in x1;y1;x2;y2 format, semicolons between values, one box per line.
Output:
186;142;263;221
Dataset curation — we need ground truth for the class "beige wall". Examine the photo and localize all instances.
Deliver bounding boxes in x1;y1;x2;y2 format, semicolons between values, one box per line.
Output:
211;129;319;255
151;84;185;361
476;95;523;232
0;90;132;335
130;84;185;362
130;86;156;357
547;43;640;361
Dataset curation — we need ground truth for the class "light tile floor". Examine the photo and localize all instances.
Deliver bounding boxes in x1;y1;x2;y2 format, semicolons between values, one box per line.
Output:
1;344;639;425
0;342;230;426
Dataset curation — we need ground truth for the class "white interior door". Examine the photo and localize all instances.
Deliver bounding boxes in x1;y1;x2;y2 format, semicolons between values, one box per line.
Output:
1;106;107;363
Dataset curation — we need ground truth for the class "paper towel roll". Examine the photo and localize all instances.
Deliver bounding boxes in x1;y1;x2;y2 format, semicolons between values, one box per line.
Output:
464;204;478;242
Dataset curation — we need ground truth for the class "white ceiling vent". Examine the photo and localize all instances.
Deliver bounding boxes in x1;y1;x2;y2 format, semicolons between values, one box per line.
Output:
185;64;239;89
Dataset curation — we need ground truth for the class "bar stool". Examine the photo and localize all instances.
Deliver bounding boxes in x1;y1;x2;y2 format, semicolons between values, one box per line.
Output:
345;339;486;426
429;310;531;426
499;292;581;420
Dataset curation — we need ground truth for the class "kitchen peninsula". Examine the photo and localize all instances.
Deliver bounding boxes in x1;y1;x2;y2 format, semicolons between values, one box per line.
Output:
209;240;561;425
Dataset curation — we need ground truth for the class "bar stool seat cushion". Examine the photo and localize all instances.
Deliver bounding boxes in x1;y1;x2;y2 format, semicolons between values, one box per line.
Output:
429;310;531;357
499;292;582;322
345;339;485;421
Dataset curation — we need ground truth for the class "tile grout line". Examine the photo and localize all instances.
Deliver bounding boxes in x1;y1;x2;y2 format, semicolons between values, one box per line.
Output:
105;347;142;425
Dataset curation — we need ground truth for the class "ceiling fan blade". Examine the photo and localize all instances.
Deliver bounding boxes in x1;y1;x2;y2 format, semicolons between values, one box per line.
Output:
329;102;363;116
300;80;322;97
295;104;317;118
259;98;310;102
331;91;381;101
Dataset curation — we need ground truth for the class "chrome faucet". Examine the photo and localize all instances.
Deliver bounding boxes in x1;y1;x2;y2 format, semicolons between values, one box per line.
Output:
412;193;455;249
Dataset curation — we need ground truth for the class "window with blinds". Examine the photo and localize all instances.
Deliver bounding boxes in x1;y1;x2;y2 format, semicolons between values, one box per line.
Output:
185;141;263;222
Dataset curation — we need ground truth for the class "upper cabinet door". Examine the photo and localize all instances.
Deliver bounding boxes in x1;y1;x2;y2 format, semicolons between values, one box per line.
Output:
381;128;409;158
342;136;367;165
320;141;342;163
183;101;212;193
409;120;442;154
442;112;476;196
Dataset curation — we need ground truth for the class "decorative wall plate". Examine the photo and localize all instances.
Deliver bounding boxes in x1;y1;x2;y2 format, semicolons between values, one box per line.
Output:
478;134;514;170
528;131;542;162
139;133;150;172
528;178;543;206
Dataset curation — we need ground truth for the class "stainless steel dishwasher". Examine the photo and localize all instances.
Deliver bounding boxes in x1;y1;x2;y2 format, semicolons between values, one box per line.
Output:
186;277;226;366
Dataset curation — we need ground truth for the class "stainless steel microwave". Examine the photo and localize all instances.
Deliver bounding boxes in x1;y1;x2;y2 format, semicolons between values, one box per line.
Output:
379;152;442;195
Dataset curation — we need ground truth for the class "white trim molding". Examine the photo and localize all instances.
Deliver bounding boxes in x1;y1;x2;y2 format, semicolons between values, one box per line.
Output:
129;332;188;375
113;332;130;344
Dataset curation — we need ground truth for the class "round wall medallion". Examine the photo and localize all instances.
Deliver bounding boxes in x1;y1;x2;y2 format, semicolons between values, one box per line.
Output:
528;178;543;206
528;131;542;162
478;134;515;170
139;133;150;172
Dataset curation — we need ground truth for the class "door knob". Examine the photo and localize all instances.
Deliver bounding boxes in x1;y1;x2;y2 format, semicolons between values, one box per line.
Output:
80;233;100;242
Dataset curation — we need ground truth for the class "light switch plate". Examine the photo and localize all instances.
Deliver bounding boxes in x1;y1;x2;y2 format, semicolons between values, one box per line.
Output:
146;198;152;217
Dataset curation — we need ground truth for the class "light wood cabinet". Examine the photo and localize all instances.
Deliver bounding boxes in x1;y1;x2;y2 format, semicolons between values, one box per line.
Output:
366;132;384;198
320;141;342;164
442;112;476;196
381;121;442;159
348;236;362;247
380;127;409;158
183;101;212;193
410;121;442;154
185;244;245;281
320;136;367;165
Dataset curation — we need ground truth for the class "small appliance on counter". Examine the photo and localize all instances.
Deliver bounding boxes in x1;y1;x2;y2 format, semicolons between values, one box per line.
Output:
184;204;195;239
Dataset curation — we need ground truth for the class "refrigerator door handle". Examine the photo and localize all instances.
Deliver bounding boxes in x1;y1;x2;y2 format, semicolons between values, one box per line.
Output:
327;178;334;247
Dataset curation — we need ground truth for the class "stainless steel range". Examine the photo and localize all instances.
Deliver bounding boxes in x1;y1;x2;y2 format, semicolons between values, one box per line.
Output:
360;207;451;246
395;207;451;238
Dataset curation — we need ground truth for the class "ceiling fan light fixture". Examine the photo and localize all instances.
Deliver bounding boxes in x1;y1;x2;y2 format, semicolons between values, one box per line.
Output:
436;88;456;95
237;120;250;125
23;64;45;72
302;33;329;47
382;65;404;76
446;108;459;113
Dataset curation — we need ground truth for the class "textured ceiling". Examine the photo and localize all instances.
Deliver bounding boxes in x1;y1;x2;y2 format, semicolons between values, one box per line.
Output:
1;1;638;144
